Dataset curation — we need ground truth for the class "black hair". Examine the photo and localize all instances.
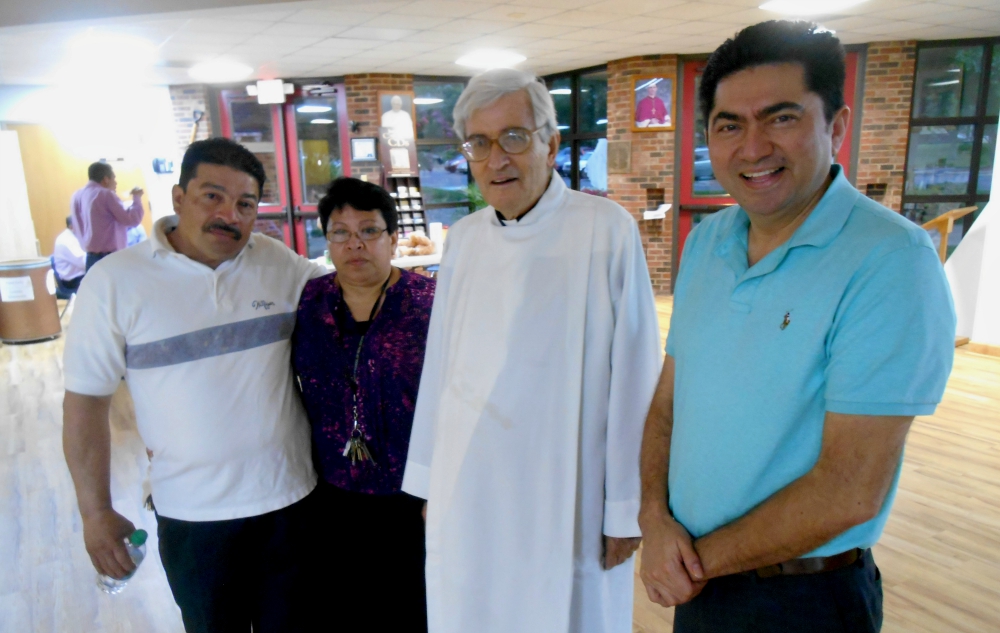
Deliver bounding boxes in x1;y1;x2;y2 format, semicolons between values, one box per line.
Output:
317;177;398;235
178;138;266;198
700;21;845;127
88;162;113;183
65;215;73;229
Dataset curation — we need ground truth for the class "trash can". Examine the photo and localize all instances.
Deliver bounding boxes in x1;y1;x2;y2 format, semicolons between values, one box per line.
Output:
0;258;62;344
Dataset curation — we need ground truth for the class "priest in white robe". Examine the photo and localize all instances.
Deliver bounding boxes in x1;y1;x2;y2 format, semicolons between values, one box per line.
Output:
402;68;662;633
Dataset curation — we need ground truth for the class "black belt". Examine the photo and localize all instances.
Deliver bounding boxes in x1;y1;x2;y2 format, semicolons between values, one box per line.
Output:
751;548;866;578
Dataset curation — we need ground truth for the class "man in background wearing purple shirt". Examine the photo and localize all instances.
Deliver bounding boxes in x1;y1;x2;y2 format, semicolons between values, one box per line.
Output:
71;162;144;271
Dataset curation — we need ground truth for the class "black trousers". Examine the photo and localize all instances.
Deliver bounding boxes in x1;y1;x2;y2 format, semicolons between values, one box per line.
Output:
674;549;883;633
314;482;428;632
156;490;319;633
85;251;112;271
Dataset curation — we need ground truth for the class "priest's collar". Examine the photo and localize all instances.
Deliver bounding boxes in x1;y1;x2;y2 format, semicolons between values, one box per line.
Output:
491;171;567;228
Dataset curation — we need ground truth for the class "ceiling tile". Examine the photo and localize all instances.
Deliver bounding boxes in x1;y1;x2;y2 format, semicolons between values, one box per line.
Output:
430;18;518;35
556;27;634;43
536;11;620;28
361;14;454;29
304;37;382;52
393;1;493;18
491;22;580;38
585;0;690;12
180;18;273;34
852;19;932;35
464;5;566;22
601;16;686;32
255;22;349;38
281;9;375;26
647;2;737;21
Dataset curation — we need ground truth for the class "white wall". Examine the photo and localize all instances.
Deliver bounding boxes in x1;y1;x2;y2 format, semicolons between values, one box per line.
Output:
0;84;180;223
945;130;1000;347
0;130;38;260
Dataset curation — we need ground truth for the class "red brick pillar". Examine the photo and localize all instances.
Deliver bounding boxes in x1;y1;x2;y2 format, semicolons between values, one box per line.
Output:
607;55;678;295
855;41;917;213
344;73;414;180
169;85;213;156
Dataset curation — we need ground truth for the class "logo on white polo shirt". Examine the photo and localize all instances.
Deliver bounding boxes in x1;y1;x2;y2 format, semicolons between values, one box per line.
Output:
780;311;792;330
252;300;275;310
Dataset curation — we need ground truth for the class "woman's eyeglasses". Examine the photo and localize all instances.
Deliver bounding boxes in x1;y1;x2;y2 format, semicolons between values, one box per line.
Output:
327;226;388;243
460;127;541;162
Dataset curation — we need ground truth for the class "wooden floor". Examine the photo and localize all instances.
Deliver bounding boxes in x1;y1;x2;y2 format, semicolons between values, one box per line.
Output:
1;296;998;632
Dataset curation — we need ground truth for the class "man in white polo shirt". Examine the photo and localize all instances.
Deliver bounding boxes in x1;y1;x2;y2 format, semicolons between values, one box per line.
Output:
63;138;324;632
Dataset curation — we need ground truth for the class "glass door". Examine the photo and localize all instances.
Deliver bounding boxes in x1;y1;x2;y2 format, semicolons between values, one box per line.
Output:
284;84;350;259
217;90;295;250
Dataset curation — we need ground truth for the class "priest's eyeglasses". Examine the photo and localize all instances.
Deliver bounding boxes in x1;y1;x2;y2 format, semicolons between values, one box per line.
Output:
460;127;541;162
327;226;388;243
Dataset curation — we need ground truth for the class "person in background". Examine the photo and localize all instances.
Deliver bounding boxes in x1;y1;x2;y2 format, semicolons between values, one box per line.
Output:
71;162;144;271
127;223;148;247
638;21;956;633
52;215;86;298
402;68;661;633
292;177;434;632
63;138;326;633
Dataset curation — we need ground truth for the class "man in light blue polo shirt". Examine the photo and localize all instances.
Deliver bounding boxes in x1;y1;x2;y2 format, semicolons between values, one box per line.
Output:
637;21;956;633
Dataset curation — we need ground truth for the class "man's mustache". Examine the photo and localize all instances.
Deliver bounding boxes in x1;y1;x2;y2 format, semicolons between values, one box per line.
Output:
204;221;242;240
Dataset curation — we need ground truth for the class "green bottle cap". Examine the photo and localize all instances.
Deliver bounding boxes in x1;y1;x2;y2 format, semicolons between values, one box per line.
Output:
129;529;148;546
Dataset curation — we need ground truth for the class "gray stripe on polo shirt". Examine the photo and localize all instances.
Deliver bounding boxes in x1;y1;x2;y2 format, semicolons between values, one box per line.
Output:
125;312;297;369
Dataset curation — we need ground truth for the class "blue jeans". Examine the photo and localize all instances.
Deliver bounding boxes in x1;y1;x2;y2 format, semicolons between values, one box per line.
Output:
85;251;112;272
674;549;883;633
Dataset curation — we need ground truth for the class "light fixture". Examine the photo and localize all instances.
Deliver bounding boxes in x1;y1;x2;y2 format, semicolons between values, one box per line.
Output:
929;80;961;87
456;49;526;70
414;98;444;105
58;31;158;84
596;119;608;125
759;0;868;15
189;60;254;83
297;105;333;113
311;119;335;125
557;125;570;130
549;88;572;95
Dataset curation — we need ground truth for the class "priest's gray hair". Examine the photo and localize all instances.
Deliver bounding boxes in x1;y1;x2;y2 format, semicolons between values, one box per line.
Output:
453;68;558;143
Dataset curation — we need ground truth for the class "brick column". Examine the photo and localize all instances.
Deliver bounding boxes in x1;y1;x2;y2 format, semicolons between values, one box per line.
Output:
855;41;917;213
607;55;678;295
168;85;213;157
344;73;414;180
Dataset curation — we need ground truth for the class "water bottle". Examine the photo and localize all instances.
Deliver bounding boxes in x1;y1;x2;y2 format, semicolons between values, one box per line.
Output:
96;529;148;594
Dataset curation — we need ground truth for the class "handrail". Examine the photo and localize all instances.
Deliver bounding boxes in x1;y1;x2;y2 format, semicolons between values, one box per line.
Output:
921;206;978;263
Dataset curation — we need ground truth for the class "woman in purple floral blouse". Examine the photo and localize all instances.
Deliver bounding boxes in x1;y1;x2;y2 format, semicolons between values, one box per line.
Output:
292;178;434;631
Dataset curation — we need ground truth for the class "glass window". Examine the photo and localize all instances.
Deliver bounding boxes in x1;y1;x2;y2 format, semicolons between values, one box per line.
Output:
426;206;472;228
987;44;1000;116
549;77;572;132
557;140;572;189
294;98;342;205
980;123;997;194
905;125;975;195
691;74;728;198
416;82;464;140
229;98;280;204
417;145;469;204
253;217;287;243
303;217;327;259
902;201;972;258
579;71;608;135
579;138;607;197
913;46;984;119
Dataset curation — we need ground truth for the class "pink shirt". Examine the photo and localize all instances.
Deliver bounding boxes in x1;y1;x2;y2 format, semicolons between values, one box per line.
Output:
71;181;144;253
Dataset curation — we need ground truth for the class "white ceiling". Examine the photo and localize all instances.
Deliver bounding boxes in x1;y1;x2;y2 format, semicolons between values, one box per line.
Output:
0;0;998;85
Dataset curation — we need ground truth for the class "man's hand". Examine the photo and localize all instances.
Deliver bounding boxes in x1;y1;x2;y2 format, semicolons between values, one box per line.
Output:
82;508;136;579
639;512;706;607
130;186;144;197
603;536;641;570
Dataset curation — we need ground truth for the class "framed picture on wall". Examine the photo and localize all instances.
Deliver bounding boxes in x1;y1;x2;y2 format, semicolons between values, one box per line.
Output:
632;76;676;132
350;137;378;161
378;91;417;139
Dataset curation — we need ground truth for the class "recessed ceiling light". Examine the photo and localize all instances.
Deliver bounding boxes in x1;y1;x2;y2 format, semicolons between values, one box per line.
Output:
456;49;526;70
557;125;570;130
759;0;867;15
414;98;444;105
59;31;157;82
189;60;254;83
549;88;572;95
596;119;608;125
297;105;332;113
310;119;335;125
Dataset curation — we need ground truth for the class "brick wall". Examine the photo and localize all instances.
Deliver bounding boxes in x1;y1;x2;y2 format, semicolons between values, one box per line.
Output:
168;85;213;157
607;55;678;295
854;41;917;213
344;73;414;181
